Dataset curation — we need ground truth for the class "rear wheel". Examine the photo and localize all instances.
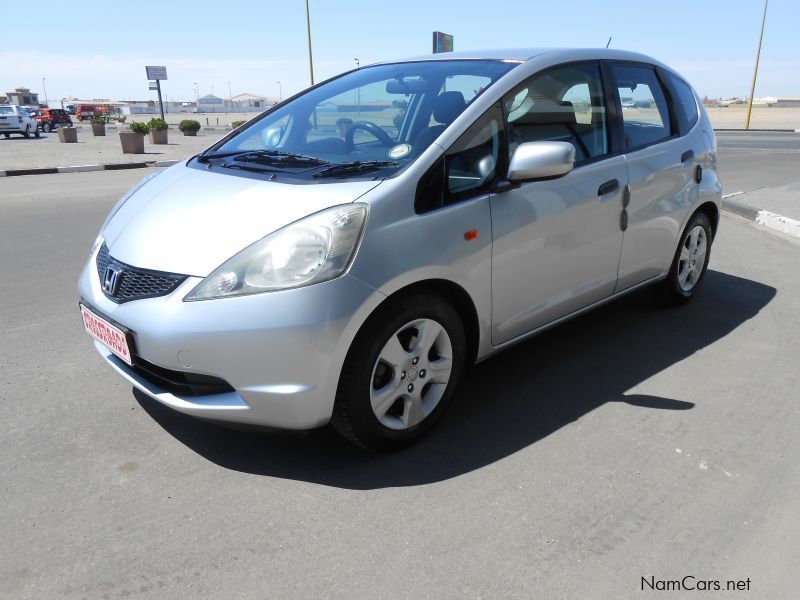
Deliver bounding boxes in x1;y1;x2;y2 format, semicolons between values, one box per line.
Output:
33;124;40;138
332;292;467;450
23;126;31;139
43;122;51;133
653;211;713;304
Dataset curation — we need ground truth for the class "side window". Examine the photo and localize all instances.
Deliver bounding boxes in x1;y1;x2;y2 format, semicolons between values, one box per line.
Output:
414;103;503;213
611;64;672;149
665;73;699;136
503;64;609;163
445;103;503;200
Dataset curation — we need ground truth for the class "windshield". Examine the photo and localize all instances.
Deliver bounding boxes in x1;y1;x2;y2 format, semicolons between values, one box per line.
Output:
207;60;517;178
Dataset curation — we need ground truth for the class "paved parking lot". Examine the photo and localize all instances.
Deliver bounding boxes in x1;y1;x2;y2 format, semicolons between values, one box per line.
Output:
1;141;799;598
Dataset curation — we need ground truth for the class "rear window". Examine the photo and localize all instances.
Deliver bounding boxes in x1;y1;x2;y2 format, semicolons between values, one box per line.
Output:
50;109;67;116
665;74;699;135
611;64;672;150
0;106;14;115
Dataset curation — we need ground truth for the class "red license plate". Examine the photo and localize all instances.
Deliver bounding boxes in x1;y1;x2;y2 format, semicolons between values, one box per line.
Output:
80;304;132;366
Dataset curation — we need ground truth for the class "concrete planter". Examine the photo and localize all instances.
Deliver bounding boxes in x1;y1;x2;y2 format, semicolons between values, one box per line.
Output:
58;127;78;143
149;129;168;144
119;131;145;154
182;130;197;136
91;123;106;136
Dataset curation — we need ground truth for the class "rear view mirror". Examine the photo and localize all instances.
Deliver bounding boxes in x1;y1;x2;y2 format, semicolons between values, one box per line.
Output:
507;141;575;181
386;78;433;94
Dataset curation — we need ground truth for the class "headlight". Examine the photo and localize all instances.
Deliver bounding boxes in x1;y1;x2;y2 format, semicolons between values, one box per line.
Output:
184;203;368;301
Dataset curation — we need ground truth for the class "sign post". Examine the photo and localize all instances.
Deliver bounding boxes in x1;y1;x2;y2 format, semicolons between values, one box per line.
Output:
432;31;454;54
145;66;168;121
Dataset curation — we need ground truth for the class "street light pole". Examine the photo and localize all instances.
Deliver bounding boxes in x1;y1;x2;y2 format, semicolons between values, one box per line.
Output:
41;77;48;107
354;58;360;116
305;0;315;85
211;84;215;113
745;0;769;130
277;81;282;102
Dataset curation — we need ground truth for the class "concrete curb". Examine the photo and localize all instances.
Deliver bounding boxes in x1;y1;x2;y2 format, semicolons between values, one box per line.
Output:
722;193;800;239
0;160;181;177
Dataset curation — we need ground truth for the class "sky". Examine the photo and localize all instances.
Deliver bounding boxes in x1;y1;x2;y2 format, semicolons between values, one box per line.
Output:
2;0;796;105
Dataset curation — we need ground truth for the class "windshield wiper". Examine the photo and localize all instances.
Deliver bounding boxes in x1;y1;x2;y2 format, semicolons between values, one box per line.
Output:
312;160;400;178
197;149;327;166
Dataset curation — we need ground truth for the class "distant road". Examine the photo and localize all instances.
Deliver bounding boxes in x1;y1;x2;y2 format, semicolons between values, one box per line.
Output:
715;131;800;192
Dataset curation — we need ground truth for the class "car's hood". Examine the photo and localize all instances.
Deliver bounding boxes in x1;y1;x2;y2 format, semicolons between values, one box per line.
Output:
102;163;382;276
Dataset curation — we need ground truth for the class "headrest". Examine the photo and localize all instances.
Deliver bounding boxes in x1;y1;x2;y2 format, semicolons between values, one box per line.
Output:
432;91;466;125
515;97;577;126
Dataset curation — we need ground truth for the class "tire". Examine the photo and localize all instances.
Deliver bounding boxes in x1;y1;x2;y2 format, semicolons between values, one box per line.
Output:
43;123;51;133
23;126;31;139
2;133;8;139
331;291;467;450
34;125;40;138
653;211;713;305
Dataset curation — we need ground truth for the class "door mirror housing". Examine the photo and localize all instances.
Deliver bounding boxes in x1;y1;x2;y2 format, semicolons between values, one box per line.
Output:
507;141;575;182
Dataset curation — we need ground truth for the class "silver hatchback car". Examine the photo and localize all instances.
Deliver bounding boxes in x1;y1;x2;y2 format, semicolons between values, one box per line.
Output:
78;48;721;449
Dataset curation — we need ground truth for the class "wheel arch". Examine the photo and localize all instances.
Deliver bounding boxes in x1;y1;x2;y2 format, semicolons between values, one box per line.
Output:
694;201;720;239
356;278;481;367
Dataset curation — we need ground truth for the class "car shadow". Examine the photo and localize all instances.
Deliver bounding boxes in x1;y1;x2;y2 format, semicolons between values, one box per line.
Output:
134;270;775;489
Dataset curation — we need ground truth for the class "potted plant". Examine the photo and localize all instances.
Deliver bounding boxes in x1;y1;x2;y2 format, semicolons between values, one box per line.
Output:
90;114;107;136
119;122;149;154
58;125;78;143
148;118;168;144
178;119;201;136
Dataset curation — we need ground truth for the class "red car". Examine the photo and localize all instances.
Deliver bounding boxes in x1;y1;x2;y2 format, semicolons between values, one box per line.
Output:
31;108;73;132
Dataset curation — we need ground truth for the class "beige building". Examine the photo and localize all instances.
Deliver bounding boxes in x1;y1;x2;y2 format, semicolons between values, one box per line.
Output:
4;87;40;106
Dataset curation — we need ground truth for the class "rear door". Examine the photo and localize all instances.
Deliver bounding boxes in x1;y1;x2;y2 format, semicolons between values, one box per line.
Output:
610;63;697;291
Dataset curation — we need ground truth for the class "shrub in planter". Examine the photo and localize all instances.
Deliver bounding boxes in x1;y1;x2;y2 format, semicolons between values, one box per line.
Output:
90;114;107;136
179;119;201;136
119;122;149;154
231;120;246;128
148;118;168;144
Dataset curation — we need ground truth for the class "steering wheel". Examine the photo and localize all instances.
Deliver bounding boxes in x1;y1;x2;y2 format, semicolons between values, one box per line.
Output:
345;120;395;150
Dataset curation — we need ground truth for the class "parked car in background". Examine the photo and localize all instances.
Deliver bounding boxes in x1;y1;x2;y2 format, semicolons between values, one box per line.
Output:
0;105;40;138
78;48;721;449
30;108;73;132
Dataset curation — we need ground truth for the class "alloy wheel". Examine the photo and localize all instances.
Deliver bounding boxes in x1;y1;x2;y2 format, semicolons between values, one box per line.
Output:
677;225;707;292
370;318;453;430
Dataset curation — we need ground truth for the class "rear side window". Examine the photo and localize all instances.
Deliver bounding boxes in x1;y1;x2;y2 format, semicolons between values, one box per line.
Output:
665;73;699;135
611;64;672;150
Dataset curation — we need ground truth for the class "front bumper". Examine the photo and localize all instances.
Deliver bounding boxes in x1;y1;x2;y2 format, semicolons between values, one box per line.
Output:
77;251;385;429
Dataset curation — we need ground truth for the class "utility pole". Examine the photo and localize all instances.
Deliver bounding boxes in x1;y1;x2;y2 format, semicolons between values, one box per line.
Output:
41;77;48;107
211;84;215;113
305;0;315;85
354;58;360;116
745;0;769;130
276;81;282;102
227;81;232;111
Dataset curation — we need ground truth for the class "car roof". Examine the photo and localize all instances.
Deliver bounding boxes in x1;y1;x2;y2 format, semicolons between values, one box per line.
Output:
375;47;665;67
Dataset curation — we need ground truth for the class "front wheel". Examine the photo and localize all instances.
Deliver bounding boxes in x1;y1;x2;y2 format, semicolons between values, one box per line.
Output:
34;124;40;138
23;126;31;139
43;122;51;133
332;292;467;450
654;212;713;304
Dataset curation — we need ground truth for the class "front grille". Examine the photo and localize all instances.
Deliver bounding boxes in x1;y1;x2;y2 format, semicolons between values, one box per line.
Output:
131;355;235;397
96;243;187;304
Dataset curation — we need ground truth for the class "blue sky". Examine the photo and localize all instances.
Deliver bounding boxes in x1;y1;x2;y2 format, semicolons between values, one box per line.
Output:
2;0;796;104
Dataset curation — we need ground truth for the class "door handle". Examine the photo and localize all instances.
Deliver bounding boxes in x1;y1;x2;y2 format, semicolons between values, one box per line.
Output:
680;150;695;164
597;179;619;196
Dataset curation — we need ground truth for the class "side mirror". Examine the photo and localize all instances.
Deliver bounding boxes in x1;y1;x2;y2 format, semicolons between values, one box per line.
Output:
507;141;575;182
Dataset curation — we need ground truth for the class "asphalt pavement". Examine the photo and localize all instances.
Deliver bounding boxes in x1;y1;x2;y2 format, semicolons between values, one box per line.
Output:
1;169;799;599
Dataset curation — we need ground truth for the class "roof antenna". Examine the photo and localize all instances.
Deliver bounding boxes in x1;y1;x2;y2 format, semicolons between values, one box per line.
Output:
605;37;612;48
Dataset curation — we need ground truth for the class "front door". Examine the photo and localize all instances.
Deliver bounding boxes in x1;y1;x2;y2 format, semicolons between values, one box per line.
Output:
491;62;626;345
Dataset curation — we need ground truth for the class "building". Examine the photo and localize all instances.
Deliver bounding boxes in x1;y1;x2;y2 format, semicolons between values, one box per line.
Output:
231;93;275;109
4;87;40;106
